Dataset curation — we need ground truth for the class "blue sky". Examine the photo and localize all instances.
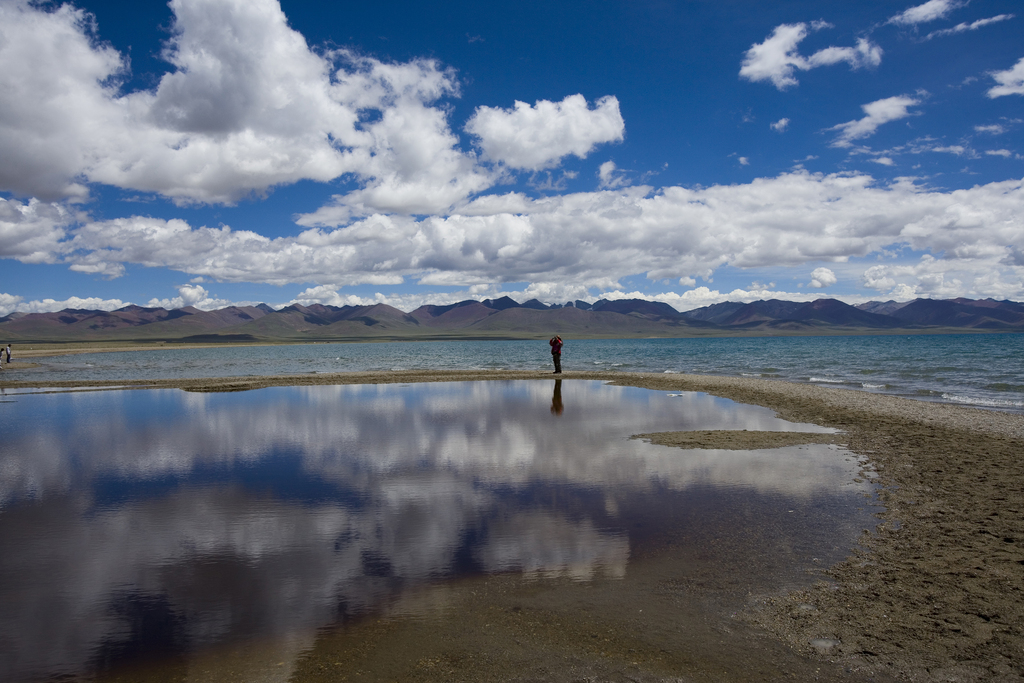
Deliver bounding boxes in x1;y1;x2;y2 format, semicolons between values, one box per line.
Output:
0;0;1021;315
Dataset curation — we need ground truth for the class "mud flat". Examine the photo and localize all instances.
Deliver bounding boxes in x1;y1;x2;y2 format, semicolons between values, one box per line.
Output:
3;369;1022;681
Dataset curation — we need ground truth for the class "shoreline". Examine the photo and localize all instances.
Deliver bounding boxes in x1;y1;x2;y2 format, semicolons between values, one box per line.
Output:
4;370;1022;680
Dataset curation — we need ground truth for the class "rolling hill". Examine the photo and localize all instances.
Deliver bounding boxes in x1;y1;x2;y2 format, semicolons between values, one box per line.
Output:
1;297;1021;344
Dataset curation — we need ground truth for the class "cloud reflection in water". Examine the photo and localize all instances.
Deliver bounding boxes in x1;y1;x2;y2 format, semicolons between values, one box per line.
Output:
0;380;866;682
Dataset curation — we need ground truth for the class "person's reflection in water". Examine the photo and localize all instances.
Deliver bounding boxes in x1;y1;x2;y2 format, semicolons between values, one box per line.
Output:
551;379;564;416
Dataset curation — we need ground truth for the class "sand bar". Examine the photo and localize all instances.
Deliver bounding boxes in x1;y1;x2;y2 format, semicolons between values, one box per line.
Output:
3;369;1022;681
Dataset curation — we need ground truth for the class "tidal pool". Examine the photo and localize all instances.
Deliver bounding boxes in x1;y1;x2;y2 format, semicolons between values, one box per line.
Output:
0;380;880;682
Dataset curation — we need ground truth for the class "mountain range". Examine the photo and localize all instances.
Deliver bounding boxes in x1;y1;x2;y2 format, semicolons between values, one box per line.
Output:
1;296;1022;344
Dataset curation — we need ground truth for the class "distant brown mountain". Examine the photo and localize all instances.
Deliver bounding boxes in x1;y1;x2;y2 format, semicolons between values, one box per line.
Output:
683;297;1024;331
855;298;1024;329
1;297;1021;344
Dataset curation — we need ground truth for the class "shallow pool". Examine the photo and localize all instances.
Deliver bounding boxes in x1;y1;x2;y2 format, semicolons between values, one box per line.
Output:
0;380;879;682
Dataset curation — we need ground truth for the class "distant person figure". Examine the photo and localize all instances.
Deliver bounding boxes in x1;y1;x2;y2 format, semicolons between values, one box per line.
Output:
551;379;563;415
5;344;9;363
549;335;562;374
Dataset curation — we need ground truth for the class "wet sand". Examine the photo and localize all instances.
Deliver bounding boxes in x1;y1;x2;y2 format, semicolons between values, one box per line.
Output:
4;369;1023;682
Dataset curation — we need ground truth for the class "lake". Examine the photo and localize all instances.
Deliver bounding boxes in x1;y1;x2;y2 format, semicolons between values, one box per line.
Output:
13;333;1024;412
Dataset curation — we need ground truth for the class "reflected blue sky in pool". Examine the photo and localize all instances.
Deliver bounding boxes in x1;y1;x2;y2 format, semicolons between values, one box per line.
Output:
0;380;875;682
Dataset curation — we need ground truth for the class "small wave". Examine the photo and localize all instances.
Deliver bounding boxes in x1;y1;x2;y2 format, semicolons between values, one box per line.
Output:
809;377;845;384
942;393;1024;409
861;383;886;389
662;370;678;374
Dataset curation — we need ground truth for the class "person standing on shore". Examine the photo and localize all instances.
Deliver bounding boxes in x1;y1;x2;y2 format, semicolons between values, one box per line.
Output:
5;344;9;363
549;335;562;374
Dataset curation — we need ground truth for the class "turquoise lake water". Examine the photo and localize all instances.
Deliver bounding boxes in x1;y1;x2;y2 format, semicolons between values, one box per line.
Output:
11;332;1024;411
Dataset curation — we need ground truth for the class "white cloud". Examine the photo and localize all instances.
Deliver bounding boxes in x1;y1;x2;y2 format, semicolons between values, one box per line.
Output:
465;95;625;170
871;157;895;166
809;267;837;288
292;285;377;308
975;124;1007;135
146;284;232;311
771;118;790;132
0;198;81;263
0;2;123;201
888;0;965;26
739;23;882;90
923;14;1015;40
8;171;1013;305
985;149;1013;158
623;286;822;312
988;57;1024;98
597;161;628;189
0;0;623;216
0;295;130;317
0;293;24;317
829;95;921;147
739;23;811;90
804;38;883;71
1;0;356;203
738;157;750;166
860;254;999;299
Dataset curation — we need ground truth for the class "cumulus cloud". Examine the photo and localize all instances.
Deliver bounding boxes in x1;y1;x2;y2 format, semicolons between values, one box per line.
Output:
888;0;965;26
0;2;125;201
1;0;350;203
465;94;625;170
922;14;1015;40
739;23;882;90
930;145;972;156
809;267;837;288
3;172;1007;305
0;0;620;215
292;285;381;308
0;295;130;317
771;118;790;132
610;286;823;313
597;161;628;189
988;57;1024;98
859;253;1000;299
829;95;921;147
975;124;1007;135
0;293;24;317
146;284;233;310
0;198;82;263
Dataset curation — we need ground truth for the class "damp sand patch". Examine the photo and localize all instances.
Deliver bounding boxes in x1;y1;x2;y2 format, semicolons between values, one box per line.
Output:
632;429;842;450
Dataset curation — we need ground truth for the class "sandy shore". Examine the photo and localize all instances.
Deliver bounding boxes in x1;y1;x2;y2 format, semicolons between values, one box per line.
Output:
4;369;1022;682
